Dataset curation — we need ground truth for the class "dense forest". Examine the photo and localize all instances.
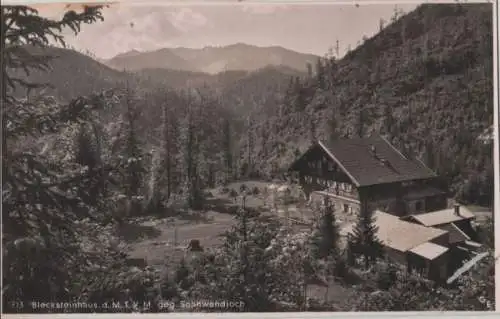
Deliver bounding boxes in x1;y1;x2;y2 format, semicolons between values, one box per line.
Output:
1;3;495;314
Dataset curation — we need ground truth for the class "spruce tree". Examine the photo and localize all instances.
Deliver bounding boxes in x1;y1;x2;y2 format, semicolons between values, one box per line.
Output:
179;90;204;210
73;122;109;209
327;110;340;143
2;4;117;307
350;202;384;269
355;108;366;138
315;58;326;89
121;84;146;216
147;95;176;214
383;105;395;139
222;117;233;183
310;196;340;260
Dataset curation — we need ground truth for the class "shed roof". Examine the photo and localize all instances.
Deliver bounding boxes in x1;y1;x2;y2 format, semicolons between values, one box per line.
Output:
409;242;449;260
437;223;471;244
447;252;490;284
410;206;475;227
342;210;448;252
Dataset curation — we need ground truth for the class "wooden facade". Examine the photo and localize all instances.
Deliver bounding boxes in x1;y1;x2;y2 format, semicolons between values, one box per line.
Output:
289;138;448;218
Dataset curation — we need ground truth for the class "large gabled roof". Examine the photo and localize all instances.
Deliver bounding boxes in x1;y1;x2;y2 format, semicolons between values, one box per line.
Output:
289;135;437;187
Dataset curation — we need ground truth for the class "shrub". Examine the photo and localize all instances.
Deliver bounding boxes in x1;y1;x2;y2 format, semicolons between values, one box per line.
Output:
239;184;248;193
375;264;398;290
229;189;239;199
175;258;192;291
252;186;260;196
332;257;349;279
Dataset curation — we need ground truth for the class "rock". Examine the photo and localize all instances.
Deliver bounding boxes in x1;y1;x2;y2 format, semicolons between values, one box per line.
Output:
187;239;204;252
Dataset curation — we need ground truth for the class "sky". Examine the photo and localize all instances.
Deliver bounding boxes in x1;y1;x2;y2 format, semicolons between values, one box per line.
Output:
32;1;419;59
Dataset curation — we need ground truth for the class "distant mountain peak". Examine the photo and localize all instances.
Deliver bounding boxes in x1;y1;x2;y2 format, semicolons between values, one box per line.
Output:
104;43;319;74
114;49;142;59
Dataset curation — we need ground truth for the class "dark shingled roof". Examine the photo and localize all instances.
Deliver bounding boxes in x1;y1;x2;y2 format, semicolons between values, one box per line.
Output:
293;135;437;187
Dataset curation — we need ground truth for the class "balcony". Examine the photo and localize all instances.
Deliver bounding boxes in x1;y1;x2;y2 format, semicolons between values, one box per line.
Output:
323;186;359;201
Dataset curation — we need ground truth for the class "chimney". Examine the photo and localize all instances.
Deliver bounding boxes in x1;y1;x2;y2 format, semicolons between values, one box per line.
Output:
454;204;460;216
371;145;381;161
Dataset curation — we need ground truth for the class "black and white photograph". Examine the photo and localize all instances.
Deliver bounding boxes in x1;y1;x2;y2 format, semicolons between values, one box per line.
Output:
1;0;497;314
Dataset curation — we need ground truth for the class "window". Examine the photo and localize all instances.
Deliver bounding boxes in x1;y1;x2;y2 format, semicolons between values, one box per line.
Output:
344;204;349;213
415;201;424;212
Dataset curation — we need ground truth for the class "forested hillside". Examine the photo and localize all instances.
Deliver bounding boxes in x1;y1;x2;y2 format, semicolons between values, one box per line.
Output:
240;3;494;207
16;46;304;122
10;46;132;102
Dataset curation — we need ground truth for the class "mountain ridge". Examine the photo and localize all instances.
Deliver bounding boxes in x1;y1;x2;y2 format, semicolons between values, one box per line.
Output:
17;45;307;106
104;43;320;74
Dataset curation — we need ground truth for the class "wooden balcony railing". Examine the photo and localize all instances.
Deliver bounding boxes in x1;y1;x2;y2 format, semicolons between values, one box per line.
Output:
327;188;359;200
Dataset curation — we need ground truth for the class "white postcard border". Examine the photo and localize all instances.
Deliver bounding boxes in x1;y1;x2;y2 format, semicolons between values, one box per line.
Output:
1;0;499;318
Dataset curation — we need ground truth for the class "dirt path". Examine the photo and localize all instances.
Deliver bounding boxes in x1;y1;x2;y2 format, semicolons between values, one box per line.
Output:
126;211;236;267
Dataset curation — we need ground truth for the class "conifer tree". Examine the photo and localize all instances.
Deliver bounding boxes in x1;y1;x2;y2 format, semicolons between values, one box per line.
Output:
73;122;109;209
355;108;366;138
379;18;385;32
147;94;178;214
245;116;254;177
310;196;340;259
383;105;395;139
309;117;317;144
120;84;146;215
292;77;306;112
315;58;326;89
327;110;340;143
179;90;204;210
1;4;121;307
222;117;233;183
350;202;384;269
